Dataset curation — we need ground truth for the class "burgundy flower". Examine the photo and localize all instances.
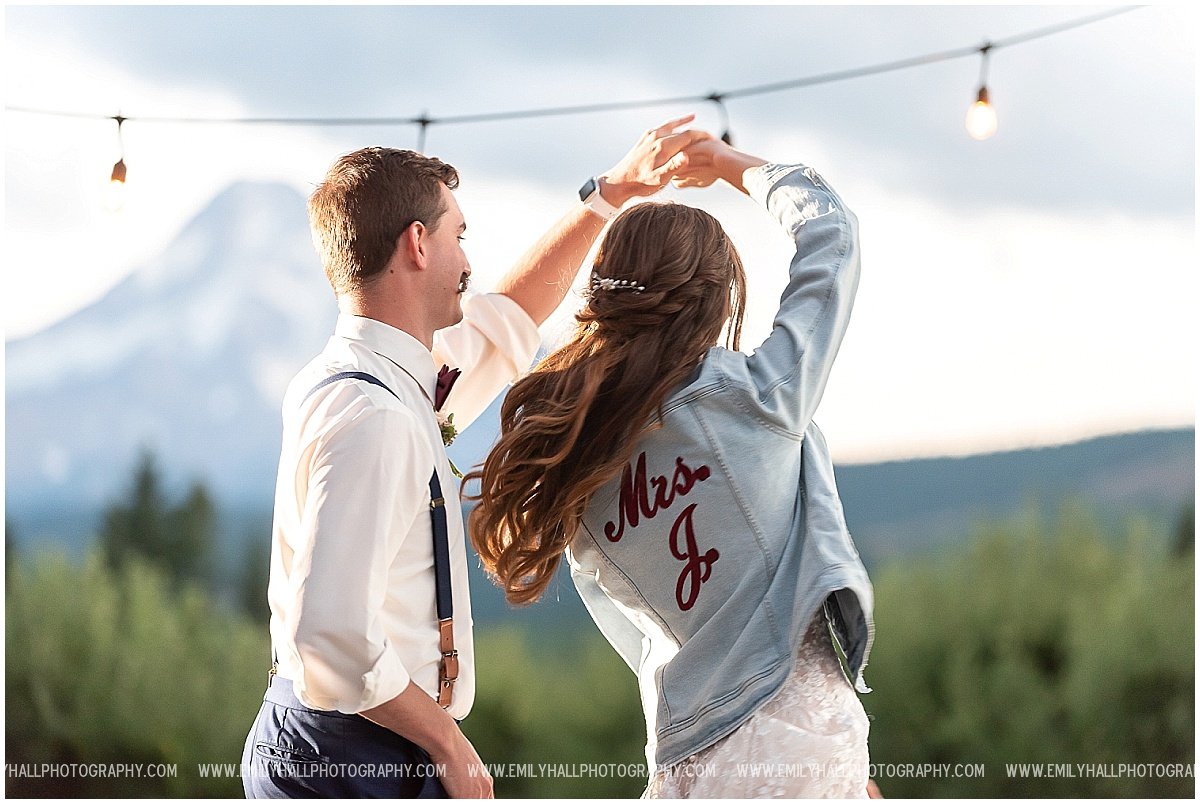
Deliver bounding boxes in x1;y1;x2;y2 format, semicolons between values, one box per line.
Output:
435;365;461;412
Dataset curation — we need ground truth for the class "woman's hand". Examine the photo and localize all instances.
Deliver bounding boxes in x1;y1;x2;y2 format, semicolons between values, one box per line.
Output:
672;139;767;194
599;115;715;205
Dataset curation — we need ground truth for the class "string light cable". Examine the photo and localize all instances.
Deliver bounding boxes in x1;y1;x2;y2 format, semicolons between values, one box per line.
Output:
5;5;1141;185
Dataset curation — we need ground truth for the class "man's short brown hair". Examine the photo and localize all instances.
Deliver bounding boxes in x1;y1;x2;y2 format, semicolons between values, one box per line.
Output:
308;147;460;295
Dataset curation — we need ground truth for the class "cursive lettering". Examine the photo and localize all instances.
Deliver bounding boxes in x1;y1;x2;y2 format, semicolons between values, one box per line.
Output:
669;503;720;611
604;453;712;542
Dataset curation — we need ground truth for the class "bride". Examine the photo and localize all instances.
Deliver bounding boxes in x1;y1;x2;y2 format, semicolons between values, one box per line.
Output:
467;136;877;798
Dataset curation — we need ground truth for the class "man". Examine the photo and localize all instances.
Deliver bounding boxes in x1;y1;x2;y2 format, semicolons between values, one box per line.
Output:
242;116;711;798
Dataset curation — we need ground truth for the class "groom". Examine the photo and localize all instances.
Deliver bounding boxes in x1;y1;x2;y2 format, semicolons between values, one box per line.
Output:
242;117;712;798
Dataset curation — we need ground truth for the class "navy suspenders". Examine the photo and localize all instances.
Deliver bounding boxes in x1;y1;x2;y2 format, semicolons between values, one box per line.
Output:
292;370;459;708
303;370;396;401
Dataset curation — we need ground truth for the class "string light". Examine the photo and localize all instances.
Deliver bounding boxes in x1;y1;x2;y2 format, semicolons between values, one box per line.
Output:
966;44;998;141
106;114;128;212
3;5;1139;204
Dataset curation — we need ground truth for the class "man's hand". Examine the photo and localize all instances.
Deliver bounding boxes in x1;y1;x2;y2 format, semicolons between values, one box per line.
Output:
599;114;714;206
428;730;494;799
360;682;493;798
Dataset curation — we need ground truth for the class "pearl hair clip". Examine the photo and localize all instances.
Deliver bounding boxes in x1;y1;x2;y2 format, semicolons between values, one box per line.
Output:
590;271;646;294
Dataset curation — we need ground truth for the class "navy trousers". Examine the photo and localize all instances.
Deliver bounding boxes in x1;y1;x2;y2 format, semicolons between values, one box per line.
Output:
242;676;448;798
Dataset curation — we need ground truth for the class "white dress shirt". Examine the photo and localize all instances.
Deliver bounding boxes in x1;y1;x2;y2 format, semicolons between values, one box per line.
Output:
267;292;540;719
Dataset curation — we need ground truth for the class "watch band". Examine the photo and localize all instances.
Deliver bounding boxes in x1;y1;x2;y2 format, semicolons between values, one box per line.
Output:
578;176;620;221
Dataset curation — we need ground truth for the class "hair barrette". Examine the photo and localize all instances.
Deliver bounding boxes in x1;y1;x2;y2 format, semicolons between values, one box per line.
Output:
589;271;646;294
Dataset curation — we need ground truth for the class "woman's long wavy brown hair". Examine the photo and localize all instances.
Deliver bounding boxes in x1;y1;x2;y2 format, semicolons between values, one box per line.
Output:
466;202;747;604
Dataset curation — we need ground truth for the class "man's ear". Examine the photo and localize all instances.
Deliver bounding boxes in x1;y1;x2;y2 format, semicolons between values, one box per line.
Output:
396;221;428;270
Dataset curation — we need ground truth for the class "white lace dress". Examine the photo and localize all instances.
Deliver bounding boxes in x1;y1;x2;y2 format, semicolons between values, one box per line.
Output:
643;614;870;799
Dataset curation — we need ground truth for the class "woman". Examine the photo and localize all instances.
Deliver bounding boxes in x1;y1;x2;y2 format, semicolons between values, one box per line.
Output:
467;138;875;798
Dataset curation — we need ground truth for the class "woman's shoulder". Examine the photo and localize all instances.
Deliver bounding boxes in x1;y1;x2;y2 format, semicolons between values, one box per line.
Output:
657;346;750;410
697;345;751;387
671;347;730;395
669;346;784;413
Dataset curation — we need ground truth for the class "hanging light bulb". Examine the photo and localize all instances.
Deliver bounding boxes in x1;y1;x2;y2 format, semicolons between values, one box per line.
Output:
106;114;128;212
965;44;997;141
106;157;127;212
966;86;998;140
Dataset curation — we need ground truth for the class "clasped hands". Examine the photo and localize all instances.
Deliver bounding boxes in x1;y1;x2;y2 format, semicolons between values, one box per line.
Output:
598;114;749;206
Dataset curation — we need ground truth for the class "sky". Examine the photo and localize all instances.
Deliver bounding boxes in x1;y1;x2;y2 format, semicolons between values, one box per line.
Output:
3;3;1196;464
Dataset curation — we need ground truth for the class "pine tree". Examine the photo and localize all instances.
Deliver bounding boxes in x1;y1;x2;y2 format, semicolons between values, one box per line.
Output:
101;451;170;571
99;450;219;587
169;483;216;585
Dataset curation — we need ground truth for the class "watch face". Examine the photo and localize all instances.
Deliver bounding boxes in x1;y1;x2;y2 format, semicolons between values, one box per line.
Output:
578;177;598;203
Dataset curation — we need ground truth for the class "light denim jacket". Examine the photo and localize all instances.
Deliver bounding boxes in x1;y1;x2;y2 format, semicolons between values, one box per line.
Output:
567;162;873;770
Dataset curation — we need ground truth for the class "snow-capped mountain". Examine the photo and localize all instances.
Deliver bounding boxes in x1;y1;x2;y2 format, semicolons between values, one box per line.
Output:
6;182;340;509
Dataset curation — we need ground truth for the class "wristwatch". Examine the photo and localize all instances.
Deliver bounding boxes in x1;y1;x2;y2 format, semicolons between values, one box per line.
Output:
578;177;620;221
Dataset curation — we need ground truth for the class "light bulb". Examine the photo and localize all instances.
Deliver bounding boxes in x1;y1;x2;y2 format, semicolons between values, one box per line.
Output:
966;86;998;141
106;158;127;212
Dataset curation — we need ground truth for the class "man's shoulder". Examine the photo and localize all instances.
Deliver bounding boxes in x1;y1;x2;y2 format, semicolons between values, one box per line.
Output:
292;368;409;413
286;338;398;406
290;372;433;459
285;352;422;427
433;293;540;360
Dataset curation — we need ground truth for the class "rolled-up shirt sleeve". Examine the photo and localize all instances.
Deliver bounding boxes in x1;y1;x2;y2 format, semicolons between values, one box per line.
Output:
433;292;541;429
287;398;435;713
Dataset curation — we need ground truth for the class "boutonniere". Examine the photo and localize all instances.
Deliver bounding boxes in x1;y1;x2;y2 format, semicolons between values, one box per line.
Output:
435;365;463;477
438;412;462;478
438;411;458;447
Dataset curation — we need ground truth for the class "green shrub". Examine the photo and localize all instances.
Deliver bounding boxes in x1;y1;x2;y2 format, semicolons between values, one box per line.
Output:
4;550;647;798
7;502;1192;798
863;505;1194;797
462;625;647;798
5;551;268;797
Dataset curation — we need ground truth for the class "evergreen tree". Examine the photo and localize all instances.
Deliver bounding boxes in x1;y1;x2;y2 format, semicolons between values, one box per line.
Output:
101;451;170;571
99;450;219;588
169;483;216;585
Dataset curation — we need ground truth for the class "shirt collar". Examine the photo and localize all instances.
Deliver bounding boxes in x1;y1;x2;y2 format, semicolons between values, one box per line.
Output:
334;313;437;403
